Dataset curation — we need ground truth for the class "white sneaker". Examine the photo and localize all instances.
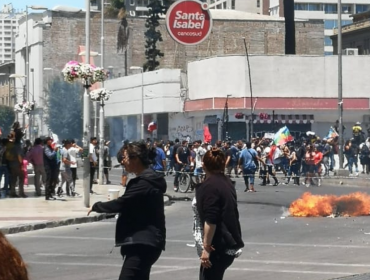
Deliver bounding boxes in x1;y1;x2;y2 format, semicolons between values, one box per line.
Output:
318;179;321;187
306;184;311;188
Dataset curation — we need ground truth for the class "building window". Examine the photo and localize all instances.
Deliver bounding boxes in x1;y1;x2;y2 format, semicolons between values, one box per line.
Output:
308;4;321;11
294;3;308;10
364;38;370;55
341;4;352;14
324;36;332;46
324;19;352;29
324;52;333;56
325;4;337;14
130;0;135;5
356;4;370;13
257;0;260;8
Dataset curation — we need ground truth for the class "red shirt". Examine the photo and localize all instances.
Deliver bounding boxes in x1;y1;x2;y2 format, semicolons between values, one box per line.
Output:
305;151;316;165
314;152;323;165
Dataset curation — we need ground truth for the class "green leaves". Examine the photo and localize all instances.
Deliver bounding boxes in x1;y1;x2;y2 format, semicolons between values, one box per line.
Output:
45;77;83;141
0;105;15;136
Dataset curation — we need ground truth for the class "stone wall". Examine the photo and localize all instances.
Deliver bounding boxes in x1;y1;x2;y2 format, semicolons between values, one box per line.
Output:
43;11;324;75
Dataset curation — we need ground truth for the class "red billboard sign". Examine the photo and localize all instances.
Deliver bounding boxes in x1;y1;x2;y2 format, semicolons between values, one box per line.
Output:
166;0;213;46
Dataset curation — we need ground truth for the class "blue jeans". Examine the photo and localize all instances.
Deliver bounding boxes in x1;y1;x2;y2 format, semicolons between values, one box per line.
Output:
0;165;9;191
329;152;335;169
345;155;354;174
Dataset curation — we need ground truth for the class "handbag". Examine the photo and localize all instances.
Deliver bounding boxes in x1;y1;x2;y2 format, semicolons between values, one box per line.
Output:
247;149;259;170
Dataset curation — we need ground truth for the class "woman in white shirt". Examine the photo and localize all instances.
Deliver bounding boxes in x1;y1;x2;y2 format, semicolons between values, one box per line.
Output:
68;140;83;188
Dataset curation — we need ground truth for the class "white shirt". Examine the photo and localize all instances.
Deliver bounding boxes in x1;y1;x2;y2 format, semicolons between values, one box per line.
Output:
68;147;79;168
194;147;206;168
90;143;97;162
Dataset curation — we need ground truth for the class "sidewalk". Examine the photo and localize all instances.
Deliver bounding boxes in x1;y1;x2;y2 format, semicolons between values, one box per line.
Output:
0;180;171;235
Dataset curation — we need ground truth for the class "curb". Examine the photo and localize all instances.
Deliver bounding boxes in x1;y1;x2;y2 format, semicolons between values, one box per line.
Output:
322;177;369;188
1;196;173;235
0;213;116;235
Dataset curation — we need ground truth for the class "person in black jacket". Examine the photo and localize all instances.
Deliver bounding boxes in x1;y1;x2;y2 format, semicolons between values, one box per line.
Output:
88;141;166;280
196;148;244;280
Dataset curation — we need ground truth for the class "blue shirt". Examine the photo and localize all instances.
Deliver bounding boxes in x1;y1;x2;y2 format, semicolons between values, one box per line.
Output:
239;148;257;170
152;147;166;171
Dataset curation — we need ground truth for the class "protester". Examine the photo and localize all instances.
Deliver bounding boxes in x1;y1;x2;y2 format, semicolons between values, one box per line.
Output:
0;138;9;196
89;137;98;193
359;140;370;174
57;140;76;197
103;140;112;184
69;139;83;188
238;142;264;192
117;140;129;187
43;137;59;200
173;140;191;192
152;141;166;173
6;132;26;198
26;138;46;196
88;141;166;280
344;139;356;175
304;144;316;187
193;140;206;183
195;148;244;280
0;231;29;280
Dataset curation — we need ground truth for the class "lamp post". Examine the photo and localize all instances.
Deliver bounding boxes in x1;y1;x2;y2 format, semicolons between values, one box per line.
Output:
243;38;254;141
337;0;344;170
9;74;26;124
99;0;105;185
83;0;91;207
130;66;144;140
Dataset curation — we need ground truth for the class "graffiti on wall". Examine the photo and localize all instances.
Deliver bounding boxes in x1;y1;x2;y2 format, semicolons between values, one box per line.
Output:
170;124;194;141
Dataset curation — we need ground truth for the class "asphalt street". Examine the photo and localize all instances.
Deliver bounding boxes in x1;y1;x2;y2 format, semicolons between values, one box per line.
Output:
7;172;370;280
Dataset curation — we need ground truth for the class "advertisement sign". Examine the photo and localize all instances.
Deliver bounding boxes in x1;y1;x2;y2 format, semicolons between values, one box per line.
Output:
166;0;213;46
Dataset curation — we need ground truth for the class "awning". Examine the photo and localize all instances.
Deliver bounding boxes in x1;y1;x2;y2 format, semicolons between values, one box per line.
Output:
247;114;315;124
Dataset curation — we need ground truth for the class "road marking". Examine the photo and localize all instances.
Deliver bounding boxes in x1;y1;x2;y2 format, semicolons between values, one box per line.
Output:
25;261;353;276
20;236;370;249
34;253;370;268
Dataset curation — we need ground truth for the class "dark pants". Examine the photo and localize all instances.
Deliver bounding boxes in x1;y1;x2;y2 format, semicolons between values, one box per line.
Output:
90;163;96;191
45;166;58;197
0;165;10;191
199;252;235;280
173;163;184;187
119;245;162;280
9;162;25;196
71;167;77;187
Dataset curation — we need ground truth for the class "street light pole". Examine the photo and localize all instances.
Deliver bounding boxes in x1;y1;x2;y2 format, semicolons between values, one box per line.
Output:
83;0;91;207
338;0;344;170
140;69;144;140
243;38;254;141
99;0;105;185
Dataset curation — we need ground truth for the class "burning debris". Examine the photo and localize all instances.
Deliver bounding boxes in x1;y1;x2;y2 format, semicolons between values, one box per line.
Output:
289;192;370;217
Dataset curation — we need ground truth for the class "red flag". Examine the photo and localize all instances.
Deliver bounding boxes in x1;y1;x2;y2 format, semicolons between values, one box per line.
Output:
203;125;212;143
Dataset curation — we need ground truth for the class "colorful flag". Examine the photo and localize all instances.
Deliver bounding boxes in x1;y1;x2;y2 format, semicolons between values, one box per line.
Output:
147;121;157;132
273;126;294;146
203;125;212;143
324;126;339;140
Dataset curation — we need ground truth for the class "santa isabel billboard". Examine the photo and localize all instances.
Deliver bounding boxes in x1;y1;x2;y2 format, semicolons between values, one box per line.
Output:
166;0;213;46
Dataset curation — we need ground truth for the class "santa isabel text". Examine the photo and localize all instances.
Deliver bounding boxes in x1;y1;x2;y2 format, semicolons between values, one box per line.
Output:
173;11;206;29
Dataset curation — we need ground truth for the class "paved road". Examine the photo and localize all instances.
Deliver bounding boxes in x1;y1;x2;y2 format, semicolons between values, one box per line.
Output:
8;183;370;280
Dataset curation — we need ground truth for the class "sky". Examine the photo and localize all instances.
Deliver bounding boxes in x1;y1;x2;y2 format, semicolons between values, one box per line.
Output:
12;0;85;11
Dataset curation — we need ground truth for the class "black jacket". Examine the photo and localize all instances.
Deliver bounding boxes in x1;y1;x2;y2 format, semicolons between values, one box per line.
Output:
92;169;167;250
196;174;244;251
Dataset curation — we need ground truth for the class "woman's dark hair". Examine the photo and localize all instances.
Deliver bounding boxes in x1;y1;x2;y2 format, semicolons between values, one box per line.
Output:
203;148;226;174
0;231;29;280
122;141;157;167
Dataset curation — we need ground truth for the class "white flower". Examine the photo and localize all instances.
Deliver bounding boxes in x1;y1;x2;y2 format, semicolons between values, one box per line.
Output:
90;88;113;102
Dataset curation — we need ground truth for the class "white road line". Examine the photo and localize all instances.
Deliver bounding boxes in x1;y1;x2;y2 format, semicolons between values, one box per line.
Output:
25;261;353;276
19;235;370;249
34;254;370;268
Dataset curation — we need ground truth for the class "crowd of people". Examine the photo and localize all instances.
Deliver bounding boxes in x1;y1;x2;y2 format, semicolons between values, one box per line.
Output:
0;122;112;200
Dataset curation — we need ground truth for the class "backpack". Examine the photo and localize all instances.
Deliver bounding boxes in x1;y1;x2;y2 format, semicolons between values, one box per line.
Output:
361;144;370;156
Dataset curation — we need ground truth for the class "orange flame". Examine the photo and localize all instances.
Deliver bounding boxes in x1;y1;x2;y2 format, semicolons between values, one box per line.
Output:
289;192;370;217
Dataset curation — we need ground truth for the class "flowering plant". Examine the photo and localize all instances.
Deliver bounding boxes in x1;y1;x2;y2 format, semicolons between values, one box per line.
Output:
14;101;35;114
62;61;107;85
62;61;81;83
90;88;112;102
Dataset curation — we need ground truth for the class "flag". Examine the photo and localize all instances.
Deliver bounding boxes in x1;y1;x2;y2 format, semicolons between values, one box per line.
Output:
324;126;338;140
203;125;212;143
273;126;294;146
147;121;157;132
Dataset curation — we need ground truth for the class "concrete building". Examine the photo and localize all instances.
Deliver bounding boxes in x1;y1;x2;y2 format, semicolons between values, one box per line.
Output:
269;0;370;55
0;61;15;107
103;55;370;151
331;10;370;54
0;4;22;64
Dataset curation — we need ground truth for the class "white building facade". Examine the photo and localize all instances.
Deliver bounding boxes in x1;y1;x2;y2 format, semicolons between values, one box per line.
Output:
104;55;370;149
269;0;370;55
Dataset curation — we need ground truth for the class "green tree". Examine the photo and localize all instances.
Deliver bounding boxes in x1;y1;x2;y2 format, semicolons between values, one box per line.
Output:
143;0;174;71
45;77;83;141
0;105;15;136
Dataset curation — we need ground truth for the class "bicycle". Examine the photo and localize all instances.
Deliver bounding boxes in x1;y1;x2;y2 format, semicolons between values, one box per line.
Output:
178;165;191;193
